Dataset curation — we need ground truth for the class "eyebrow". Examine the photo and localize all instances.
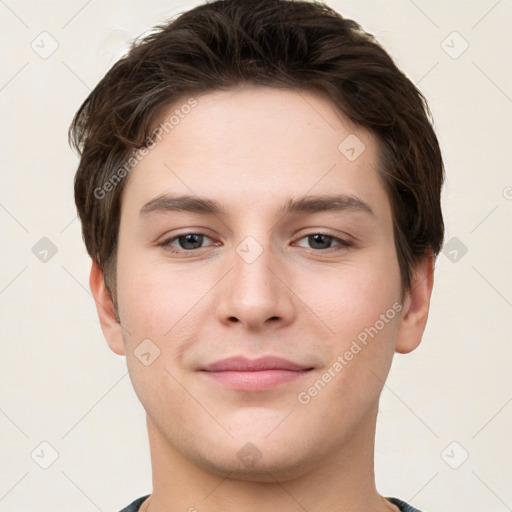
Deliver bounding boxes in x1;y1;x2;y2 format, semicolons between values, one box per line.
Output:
281;194;375;217
139;193;375;218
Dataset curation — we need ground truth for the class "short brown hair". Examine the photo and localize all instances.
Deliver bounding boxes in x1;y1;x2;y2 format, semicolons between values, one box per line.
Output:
70;0;444;305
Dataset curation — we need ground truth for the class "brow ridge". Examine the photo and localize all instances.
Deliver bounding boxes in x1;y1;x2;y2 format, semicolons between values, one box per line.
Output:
139;193;375;217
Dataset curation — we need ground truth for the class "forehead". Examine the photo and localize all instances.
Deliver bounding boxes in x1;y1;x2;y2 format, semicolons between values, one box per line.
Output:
121;86;388;220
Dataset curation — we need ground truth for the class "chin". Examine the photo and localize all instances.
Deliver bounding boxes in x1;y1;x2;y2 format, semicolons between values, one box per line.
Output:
195;446;317;483
179;428;324;483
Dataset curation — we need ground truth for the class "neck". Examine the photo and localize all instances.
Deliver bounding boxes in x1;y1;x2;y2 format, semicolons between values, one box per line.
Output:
143;405;398;512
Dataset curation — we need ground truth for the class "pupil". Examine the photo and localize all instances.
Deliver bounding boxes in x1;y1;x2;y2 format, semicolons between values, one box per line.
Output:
180;234;203;249
310;234;331;249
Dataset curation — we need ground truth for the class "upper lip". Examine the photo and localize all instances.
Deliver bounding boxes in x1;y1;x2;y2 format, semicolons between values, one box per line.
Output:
201;356;313;372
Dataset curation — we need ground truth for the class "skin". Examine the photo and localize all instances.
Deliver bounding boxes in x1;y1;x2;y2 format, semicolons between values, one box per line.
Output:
90;85;433;512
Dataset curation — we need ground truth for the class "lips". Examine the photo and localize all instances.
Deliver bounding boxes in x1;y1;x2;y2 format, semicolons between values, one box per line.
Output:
199;356;313;391
201;356;312;372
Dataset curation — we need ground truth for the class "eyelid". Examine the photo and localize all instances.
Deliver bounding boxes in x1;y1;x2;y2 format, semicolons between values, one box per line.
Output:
159;231;217;249
292;231;353;248
158;230;353;254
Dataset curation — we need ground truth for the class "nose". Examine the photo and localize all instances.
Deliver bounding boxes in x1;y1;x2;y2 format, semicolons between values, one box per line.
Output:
215;238;297;332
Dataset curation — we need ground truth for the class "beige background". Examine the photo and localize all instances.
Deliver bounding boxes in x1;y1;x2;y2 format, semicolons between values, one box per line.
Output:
1;1;511;511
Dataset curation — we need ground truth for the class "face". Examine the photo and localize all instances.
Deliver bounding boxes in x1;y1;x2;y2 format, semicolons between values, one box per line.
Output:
105;86;414;480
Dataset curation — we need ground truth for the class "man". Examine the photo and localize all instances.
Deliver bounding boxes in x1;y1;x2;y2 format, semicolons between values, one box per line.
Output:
69;1;444;510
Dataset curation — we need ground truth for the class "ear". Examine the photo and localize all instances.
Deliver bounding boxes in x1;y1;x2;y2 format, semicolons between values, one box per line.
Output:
89;261;125;356
395;253;435;354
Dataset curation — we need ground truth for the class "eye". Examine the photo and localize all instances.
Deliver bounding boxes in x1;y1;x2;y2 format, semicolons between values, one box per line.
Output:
294;233;352;250
160;233;216;252
158;231;352;255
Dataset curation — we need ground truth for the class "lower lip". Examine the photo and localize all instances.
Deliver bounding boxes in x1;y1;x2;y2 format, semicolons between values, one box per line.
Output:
200;369;311;391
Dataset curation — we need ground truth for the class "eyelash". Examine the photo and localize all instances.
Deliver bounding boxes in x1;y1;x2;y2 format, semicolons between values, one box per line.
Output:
158;232;353;255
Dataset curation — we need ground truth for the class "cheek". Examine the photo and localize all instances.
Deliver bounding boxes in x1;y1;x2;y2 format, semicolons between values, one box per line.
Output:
116;262;195;411
306;244;402;400
115;255;217;369
118;269;183;338
318;251;402;342
303;283;401;423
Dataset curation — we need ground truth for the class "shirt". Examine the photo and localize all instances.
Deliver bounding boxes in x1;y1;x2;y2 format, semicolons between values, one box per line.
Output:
119;495;423;511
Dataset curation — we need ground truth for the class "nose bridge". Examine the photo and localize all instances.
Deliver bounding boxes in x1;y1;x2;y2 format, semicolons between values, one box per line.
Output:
232;234;279;304
215;234;295;329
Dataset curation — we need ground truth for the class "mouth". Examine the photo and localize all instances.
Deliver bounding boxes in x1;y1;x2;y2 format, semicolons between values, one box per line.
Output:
198;356;314;391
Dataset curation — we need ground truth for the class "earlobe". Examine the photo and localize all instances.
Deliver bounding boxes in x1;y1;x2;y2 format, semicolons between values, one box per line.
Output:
89;261;125;356
395;254;435;354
